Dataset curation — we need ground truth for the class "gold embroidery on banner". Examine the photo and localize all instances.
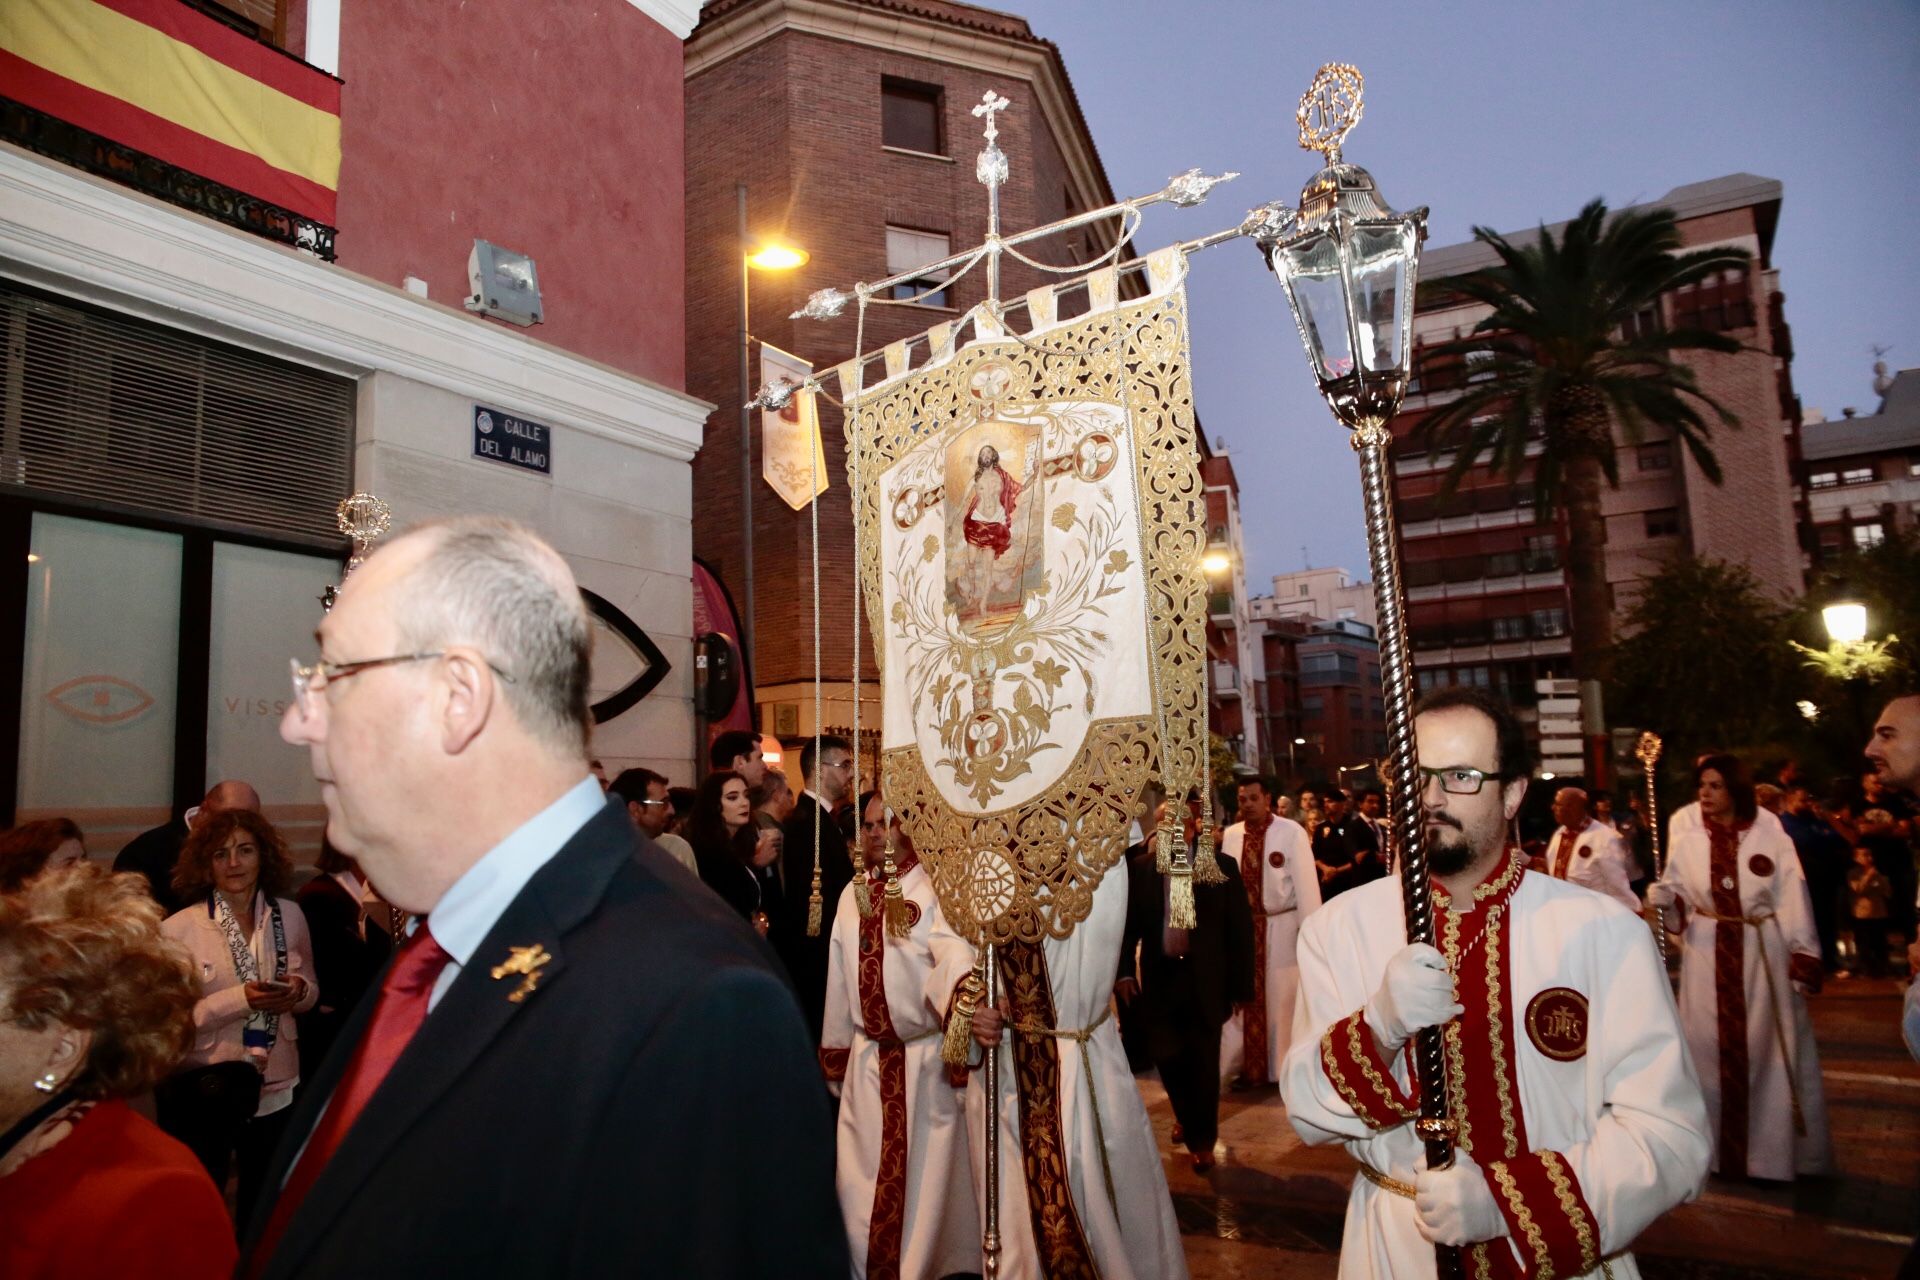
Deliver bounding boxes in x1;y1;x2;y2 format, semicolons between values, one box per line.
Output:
1484;904;1522;1160
851;291;1209;944
1542;1150;1601;1274
1490;1159;1555;1280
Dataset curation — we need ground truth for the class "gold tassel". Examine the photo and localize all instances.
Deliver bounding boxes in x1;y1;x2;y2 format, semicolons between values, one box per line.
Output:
854;868;874;918
942;965;984;1066
1169;864;1196;929
1193;824;1227;885
1155;823;1172;874
1167;826;1197;928
805;862;824;937
883;854;911;938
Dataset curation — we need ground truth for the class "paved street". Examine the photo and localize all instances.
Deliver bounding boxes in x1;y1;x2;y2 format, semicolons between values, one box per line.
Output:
1151;978;1918;1279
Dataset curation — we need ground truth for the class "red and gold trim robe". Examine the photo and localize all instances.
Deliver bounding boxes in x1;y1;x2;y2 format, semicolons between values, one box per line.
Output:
1238;811;1274;1085
1316;850;1604;1279
996;939;1102;1280
857;853;919;1280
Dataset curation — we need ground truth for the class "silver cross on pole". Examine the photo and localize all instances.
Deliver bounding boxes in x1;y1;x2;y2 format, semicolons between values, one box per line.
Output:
972;90;1011;304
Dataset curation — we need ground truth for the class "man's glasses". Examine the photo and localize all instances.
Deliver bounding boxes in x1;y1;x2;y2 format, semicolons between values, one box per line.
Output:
1416;766;1495;796
289;652;516;720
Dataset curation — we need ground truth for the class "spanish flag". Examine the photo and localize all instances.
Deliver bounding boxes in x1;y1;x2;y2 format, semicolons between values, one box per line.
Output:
0;0;341;224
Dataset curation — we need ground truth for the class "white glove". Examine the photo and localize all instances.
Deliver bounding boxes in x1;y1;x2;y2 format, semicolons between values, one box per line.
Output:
1414;1151;1507;1246
1644;881;1677;912
1364;943;1462;1054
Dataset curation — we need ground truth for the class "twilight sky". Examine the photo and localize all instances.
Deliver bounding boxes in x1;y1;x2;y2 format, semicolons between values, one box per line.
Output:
1009;0;1919;591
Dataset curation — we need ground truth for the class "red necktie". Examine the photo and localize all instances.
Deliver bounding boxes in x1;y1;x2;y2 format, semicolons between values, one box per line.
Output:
248;923;453;1276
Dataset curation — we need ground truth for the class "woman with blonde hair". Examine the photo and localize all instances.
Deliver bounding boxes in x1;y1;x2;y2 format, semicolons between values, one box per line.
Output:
159;809;317;1224
0;864;235;1278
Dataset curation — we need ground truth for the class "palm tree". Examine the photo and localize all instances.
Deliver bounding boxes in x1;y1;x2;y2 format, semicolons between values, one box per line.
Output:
1413;198;1751;765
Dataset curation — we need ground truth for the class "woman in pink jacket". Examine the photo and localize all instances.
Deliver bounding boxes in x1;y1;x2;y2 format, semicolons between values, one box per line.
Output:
159;809;316;1223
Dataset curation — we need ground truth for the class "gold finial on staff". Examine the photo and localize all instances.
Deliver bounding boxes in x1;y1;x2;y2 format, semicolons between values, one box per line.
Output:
1296;62;1365;163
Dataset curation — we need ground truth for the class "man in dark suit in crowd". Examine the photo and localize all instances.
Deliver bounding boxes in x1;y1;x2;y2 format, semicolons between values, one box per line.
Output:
709;727;767;789
1118;785;1254;1173
295;841;392;1083
1312;787;1383;900
773;735;855;1044
113;778;260;915
255;516;845;1279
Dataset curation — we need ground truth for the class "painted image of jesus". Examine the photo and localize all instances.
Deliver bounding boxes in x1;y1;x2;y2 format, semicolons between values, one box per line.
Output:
945;424;1044;631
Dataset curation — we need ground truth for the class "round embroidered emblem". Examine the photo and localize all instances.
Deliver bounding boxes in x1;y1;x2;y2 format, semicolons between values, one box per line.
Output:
1525;987;1589;1061
1719;875;1736;891
1577;846;1593;858
859;931;876;953
903;899;923;929
1268;850;1286;868
1748;854;1774;877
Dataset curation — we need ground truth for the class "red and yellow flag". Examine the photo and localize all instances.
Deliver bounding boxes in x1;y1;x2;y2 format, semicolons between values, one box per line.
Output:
0;0;341;223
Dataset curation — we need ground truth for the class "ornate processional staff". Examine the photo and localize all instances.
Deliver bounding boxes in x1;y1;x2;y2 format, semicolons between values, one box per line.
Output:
1249;65;1459;1273
1637;731;1667;964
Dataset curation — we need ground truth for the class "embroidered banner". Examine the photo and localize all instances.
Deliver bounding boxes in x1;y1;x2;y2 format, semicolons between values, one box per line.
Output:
847;278;1208;943
760;343;828;510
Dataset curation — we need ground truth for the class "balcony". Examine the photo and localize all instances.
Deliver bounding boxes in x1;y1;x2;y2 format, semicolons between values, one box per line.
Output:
1412;636;1572;667
2;0;341;258
1211;661;1240;696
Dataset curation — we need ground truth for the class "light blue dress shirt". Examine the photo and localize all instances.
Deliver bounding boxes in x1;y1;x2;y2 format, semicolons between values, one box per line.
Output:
424;776;606;1011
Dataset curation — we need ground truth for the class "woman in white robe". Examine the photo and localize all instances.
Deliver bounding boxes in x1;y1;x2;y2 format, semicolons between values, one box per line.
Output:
1652;753;1831;1180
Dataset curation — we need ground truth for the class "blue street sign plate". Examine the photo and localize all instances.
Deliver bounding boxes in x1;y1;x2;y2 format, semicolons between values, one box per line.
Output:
472;405;552;475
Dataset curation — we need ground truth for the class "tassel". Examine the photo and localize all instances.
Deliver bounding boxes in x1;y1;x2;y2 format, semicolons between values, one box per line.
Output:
1155;823;1172;874
942;965;985;1066
1192;824;1227;885
805;862;824;937
854;868;874;918
1166;826;1197;928
1169;865;1196;929
883;855;911;938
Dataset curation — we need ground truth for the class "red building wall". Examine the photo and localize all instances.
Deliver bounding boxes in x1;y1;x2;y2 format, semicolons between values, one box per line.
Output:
331;0;687;389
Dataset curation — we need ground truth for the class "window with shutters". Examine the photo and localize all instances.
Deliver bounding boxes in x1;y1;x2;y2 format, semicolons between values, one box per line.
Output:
0;281;353;543
185;0;291;51
881;78;944;156
886;227;952;308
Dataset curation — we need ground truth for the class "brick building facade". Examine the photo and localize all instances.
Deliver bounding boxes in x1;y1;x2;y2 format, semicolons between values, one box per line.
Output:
684;0;1123;740
1802;367;1920;562
1393;174;1806;749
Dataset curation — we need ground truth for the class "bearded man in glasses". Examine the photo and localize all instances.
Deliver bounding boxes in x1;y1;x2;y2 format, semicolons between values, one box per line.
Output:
250;517;845;1280
1280;686;1709;1280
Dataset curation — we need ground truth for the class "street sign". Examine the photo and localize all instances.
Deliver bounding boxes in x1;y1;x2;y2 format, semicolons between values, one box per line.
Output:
472;405;551;475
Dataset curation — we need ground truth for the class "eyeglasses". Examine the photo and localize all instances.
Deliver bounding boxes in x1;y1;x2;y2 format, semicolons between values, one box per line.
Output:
822;758;854;771
633;799;670;810
289;652;517;720
1415;766;1495;796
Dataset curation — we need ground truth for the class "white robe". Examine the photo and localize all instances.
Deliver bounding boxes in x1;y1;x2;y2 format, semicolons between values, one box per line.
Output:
1282;868;1710;1280
928;867;1188;1280
1544;818;1639;913
1220;815;1322;1087
1657;816;1831;1180
821;864;978;1280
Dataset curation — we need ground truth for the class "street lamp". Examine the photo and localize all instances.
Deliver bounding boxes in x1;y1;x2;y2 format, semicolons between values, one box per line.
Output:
1201;547;1232;577
1252;63;1457;1196
737;180;808;672
1822;591;1867;645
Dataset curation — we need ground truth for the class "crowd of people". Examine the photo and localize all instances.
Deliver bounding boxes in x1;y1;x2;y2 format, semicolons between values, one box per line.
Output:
0;512;1915;1279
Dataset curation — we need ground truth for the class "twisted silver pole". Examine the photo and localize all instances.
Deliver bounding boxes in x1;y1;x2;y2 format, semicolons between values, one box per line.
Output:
982;941;1001;1278
1352;423;1456;1183
1637;732;1668;965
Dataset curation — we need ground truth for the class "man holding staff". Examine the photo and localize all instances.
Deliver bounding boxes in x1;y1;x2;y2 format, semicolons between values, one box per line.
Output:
1282;687;1710;1278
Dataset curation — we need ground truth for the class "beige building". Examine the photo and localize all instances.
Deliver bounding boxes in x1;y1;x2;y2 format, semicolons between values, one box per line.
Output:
1250;566;1379;632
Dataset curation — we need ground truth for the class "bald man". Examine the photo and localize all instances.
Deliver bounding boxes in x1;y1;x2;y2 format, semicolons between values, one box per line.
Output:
247;516;843;1280
114;778;261;915
1543;785;1639;912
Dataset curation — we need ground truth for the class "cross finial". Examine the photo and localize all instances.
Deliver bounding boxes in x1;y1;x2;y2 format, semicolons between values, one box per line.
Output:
972;90;1010;144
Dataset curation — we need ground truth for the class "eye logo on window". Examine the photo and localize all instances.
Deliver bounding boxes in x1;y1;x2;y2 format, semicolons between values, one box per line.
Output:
46;675;156;725
581;588;670;725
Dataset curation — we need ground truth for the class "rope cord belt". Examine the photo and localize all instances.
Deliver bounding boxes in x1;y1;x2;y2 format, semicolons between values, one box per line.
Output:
1012;1001;1119;1208
866;1026;942;1049
1252;903;1299;919
1693;905;1806;1133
